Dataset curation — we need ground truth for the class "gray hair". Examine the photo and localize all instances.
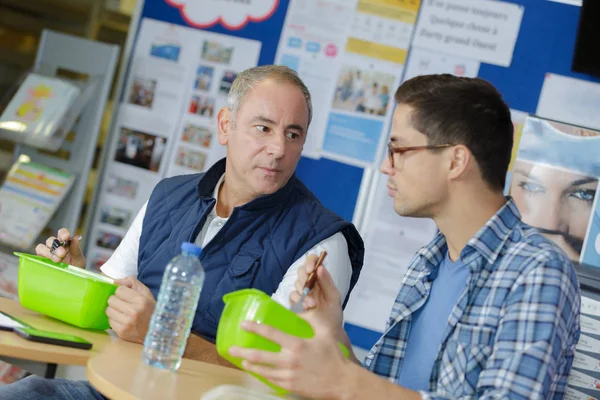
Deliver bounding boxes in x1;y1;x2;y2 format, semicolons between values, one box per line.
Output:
227;65;312;127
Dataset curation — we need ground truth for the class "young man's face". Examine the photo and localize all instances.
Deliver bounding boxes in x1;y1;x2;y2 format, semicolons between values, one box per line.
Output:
218;79;309;197
380;104;451;218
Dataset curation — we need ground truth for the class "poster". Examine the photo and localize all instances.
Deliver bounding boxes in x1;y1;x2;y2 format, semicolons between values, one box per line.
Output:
537;74;600;134
274;0;359;158
87;18;261;269
321;0;421;168
343;174;438;333
508;116;600;266
0;157;74;250
412;0;524;67
403;47;480;82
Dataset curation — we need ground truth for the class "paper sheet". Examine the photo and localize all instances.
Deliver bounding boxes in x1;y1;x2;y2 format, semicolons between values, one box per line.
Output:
0;312;24;330
412;0;524;67
537;73;600;132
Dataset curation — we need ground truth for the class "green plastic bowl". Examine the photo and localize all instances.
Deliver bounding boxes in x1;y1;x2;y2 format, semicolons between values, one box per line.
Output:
15;252;117;330
216;288;348;394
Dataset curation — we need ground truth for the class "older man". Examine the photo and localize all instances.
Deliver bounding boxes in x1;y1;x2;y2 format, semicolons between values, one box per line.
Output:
2;65;364;399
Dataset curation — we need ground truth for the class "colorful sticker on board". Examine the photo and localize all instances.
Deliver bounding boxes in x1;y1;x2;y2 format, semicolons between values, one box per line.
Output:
165;0;279;30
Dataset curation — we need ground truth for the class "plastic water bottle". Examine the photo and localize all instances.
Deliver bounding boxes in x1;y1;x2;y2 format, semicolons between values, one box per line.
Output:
142;242;205;371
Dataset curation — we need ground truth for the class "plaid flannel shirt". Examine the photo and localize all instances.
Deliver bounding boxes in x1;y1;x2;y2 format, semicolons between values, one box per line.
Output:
363;199;581;399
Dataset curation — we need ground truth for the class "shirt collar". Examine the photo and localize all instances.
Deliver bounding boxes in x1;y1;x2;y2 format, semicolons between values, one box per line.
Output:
417;197;522;271
208;173;226;219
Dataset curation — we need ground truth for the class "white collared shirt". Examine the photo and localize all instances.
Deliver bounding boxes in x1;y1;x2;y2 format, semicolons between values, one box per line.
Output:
100;174;353;308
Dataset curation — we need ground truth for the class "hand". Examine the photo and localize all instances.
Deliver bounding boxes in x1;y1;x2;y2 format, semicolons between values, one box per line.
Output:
289;254;344;334
106;276;155;343
35;228;85;267
229;317;351;399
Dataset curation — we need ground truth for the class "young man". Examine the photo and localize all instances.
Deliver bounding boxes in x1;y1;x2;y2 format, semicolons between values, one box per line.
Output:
1;65;364;399
231;74;581;399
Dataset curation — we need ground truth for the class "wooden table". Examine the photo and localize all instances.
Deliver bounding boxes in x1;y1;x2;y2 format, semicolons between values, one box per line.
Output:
87;341;288;400
87;340;280;400
0;297;119;377
0;298;284;399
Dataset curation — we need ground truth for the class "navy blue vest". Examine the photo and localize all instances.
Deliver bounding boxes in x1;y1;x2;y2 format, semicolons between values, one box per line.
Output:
137;159;364;342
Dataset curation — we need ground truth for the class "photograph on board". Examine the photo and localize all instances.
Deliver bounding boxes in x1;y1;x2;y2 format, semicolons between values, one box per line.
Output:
128;76;157;108
201;41;233;64
181;123;213;148
150;39;181;62
175;146;208;172
332;66;395;116
106;173;139;200
189;94;216;118
219;71;238;95
115;127;167;172
509;116;600;262
194;65;214;91
100;205;133;229
96;231;123;251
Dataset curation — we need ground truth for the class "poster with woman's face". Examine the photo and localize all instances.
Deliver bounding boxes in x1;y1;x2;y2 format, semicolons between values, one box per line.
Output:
510;161;598;260
510;117;600;264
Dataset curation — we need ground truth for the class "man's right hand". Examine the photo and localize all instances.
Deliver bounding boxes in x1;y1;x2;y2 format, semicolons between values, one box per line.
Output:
289;254;344;335
35;228;86;268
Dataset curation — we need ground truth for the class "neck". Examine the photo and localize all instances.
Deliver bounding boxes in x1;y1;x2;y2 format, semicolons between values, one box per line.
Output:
434;186;506;261
215;177;255;218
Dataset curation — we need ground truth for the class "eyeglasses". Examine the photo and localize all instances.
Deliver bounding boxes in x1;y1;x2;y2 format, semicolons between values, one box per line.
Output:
387;142;454;168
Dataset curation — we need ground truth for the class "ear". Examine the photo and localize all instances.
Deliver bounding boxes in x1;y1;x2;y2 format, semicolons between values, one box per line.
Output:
217;107;232;146
447;145;471;181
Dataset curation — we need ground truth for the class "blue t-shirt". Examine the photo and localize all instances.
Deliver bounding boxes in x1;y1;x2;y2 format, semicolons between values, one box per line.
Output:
397;251;470;391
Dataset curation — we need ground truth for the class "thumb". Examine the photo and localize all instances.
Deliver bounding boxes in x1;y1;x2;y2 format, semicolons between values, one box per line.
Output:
69;236;86;266
315;265;341;304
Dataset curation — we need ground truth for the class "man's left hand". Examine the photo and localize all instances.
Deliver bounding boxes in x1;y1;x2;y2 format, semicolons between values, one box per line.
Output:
106;276;155;343
229;315;351;399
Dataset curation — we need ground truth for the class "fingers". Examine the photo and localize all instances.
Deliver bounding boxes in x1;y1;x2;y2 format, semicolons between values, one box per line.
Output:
106;304;130;326
36;243;59;262
229;347;281;367
108;317;125;332
291;254;317;305
38;229;82;265
304;254;319;275
239;361;292;385
114;285;144;305
41;236;66;262
114;276;136;289
57;228;72;242
240;321;299;349
107;294;138;317
289;291;302;306
115;276;154;298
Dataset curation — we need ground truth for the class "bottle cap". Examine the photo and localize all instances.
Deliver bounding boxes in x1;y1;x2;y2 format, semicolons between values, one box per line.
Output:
181;242;202;256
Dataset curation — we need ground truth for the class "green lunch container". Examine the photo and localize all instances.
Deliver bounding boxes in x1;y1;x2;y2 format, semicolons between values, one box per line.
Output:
216;288;349;394
15;252;118;330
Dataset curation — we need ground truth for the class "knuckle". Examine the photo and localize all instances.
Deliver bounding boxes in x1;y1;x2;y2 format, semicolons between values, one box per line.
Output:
289;340;305;354
247;350;260;362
